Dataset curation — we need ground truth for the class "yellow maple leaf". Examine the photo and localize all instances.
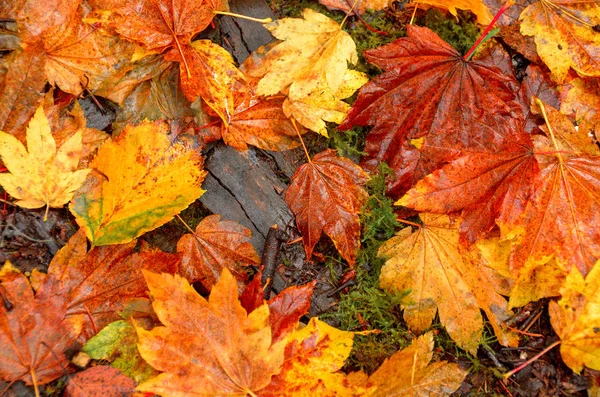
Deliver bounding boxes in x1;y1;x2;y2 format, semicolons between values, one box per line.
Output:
366;332;467;396
69;120;206;246
283;70;368;136
520;0;600;82
378;214;517;353
0;105;91;219
254;8;359;100
550;261;600;373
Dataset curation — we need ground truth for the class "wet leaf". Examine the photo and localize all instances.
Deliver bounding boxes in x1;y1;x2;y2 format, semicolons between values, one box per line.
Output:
70;120;206;246
64;366;137;397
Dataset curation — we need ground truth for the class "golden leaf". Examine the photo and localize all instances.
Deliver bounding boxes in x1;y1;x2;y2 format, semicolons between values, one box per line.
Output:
0;105;90;219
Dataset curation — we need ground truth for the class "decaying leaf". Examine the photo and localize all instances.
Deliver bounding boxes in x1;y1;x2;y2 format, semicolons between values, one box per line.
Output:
0;105;90;217
550;262;600;373
520;0;600;82
378;214;517;353
285;149;369;266
70;120;206;246
136;269;285;396
318;0;393;15
64;366;137;397
0;262;83;386
366;332;467;396
176;214;260;291
43;229;180;339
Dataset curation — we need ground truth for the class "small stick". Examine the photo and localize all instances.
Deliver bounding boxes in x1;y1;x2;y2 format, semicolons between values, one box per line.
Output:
261;225;286;298
503;340;561;380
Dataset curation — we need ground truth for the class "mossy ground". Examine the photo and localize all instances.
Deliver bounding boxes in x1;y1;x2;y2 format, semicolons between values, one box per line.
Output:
266;0;490;377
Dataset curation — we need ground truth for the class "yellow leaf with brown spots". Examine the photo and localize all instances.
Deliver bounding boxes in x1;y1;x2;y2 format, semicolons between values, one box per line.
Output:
378;214;517;353
0;105;90;218
253;9;360;100
70;120;206;246
550;261;600;373
520;0;600;82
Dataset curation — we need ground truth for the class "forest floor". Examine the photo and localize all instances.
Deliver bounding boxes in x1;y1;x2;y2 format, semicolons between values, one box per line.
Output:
1;0;599;396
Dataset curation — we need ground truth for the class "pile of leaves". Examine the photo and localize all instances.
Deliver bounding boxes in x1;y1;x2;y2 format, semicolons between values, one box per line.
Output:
1;0;600;395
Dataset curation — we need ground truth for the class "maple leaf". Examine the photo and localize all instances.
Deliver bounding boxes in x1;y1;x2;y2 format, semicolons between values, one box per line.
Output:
241;273;317;343
339;25;523;197
519;0;600;82
398;134;538;244
0;105;91;218
410;0;494;24
259;318;370;397
0;262;83;386
504;102;600;287
365;332;467;396
135;269;285;396
70;120;206;246
253;9;360;100
378;214;517;353
176;214;260;292
64;366;137;397
285;149;369;266
41;229;180;339
165;40;246;124
283;70;368;136
549;262;600;373
561;77;600;128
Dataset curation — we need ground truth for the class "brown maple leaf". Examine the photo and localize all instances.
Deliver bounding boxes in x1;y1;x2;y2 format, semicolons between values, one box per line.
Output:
339;25;523;198
285;149;369;266
0;262;83;387
176;214;260;292
41;230;180;339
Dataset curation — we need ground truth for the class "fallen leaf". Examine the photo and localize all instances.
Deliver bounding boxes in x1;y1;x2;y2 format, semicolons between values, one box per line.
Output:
82;320;158;383
397;134;538;244
0;105;91;217
505;103;600;283
340;25;523;197
367;332;467;396
253;9;360;100
64;366;137;397
561;77;600;127
550;262;600;373
176;214;260;291
165;40;246;124
283;70;368;136
410;0;494;24
0;262;83;386
318;0;393;15
260;317;369;397
43;230;180;339
378;214;516;353
135;269;285;396
285;149;369;265
70;120;206;246
520;0;600;82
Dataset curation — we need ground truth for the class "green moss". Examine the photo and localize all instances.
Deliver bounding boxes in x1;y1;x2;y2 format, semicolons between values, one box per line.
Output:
322;164;411;373
418;9;480;55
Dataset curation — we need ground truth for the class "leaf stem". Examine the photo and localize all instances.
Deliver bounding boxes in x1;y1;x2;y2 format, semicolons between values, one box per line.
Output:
535;98;564;164
30;368;40;397
409;3;418;25
397;218;422;229
292;119;311;163
503;340;561;380
214;11;272;24
341;0;361;28
463;0;514;61
175;214;196;234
